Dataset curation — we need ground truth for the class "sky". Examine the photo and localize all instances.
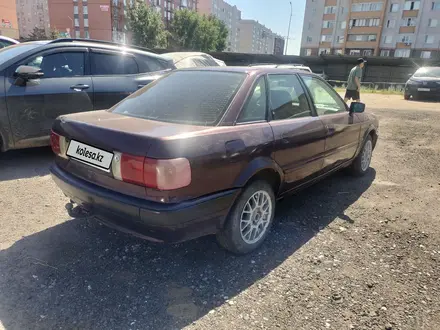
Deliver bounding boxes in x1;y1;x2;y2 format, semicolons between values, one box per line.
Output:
226;0;307;55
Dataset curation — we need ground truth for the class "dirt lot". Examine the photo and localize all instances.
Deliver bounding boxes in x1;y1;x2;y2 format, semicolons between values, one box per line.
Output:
0;94;439;330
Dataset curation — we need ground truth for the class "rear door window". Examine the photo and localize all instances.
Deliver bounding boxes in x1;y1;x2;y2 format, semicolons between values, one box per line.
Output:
267;74;312;120
237;77;267;123
111;70;245;126
91;52;139;75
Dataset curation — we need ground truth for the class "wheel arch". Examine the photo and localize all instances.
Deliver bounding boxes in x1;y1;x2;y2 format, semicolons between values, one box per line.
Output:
233;157;284;196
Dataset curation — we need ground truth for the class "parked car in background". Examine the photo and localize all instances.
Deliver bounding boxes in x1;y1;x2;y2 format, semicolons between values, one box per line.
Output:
0;38;174;152
0;36;19;49
164;52;222;68
51;67;378;254
248;63;329;79
404;67;440;100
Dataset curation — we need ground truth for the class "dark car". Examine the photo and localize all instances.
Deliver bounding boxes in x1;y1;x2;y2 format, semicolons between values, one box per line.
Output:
0;38;174;152
50;67;378;254
404;67;440;100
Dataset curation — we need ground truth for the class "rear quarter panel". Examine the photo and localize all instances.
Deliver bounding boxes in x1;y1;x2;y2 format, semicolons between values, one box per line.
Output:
146;123;275;203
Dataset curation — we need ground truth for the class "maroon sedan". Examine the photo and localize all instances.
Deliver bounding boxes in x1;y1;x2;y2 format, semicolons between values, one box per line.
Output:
51;67;378;254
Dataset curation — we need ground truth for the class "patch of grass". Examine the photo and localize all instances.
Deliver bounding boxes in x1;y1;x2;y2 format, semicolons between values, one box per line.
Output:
334;83;404;95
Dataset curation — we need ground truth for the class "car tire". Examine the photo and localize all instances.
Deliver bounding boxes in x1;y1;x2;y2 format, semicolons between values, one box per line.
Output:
404;93;410;100
349;136;373;177
217;180;276;254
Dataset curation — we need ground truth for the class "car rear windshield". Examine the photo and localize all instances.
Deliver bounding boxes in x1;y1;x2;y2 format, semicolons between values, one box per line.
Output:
414;67;440;78
111;70;245;126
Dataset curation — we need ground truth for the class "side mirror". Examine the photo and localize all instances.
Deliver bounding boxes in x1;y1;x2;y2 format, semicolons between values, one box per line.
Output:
14;65;44;85
349;102;365;114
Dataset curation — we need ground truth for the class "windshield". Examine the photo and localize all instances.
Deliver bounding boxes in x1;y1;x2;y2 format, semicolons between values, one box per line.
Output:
0;42;47;64
413;67;440;78
111;70;245;126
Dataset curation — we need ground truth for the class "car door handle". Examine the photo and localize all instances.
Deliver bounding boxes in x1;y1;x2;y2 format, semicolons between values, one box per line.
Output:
70;84;90;91
326;125;336;136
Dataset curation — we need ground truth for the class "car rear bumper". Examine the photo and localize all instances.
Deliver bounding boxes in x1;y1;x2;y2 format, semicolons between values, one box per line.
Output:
51;164;239;243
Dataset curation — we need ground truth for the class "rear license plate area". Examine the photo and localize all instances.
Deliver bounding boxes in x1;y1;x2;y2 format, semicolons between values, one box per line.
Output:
67;140;113;171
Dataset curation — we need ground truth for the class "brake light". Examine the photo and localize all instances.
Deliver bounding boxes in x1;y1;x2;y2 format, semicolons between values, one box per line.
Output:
50;131;68;158
112;151;191;190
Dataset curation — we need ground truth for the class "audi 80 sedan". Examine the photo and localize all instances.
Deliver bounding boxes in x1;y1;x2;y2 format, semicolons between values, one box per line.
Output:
51;67;378;254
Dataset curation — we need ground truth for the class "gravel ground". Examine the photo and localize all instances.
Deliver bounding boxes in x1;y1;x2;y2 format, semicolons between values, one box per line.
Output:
0;95;439;330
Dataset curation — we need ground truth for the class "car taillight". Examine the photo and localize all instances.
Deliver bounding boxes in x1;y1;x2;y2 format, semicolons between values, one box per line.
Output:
112;151;191;190
50;131;68;158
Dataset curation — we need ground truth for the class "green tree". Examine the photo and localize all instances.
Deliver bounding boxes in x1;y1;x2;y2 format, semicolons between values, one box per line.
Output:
170;10;228;52
127;0;168;48
23;27;60;41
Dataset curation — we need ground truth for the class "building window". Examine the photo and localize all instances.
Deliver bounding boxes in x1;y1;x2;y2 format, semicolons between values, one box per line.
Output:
401;35;412;43
321;35;333;42
352;2;383;12
308;22;313;30
384;35;393;44
318;48;331;55
322;20;335;28
75;30;80;38
428;18;438;27
432;2;440;10
84;30;90;39
395;49;411;57
341;21;347;29
74;18;79;27
404;1;420;10
425;35;435;44
363;50;372;56
335;49;343;55
74;6;78;14
387;19;396;28
324;6;336;14
349;49;361;55
421;51;431;58
83;5;88;14
390;3;400;12
84;18;88;27
348;34;377;42
306;49;312;56
349;18;380;27
306;36;312;42
380;50;391;56
337;35;345;43
403;18;416;26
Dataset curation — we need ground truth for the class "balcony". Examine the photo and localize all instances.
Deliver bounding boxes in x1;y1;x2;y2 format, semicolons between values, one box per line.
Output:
345;41;377;49
396;42;412;49
348;26;381;34
323;13;336;20
319;41;332;48
321;28;333;35
399;26;416;33
403;10;419;17
325;0;337;5
350;11;383;19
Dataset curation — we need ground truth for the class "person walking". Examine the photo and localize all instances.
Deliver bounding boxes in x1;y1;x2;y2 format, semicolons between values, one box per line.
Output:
344;58;366;102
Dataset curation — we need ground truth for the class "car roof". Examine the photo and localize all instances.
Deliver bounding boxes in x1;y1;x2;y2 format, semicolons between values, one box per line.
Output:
45;39;167;60
0;36;20;44
179;66;317;75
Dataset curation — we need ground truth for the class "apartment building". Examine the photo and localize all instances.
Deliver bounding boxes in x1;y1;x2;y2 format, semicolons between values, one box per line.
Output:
198;0;241;52
238;19;279;54
1;0;19;39
12;0;196;42
301;0;440;58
